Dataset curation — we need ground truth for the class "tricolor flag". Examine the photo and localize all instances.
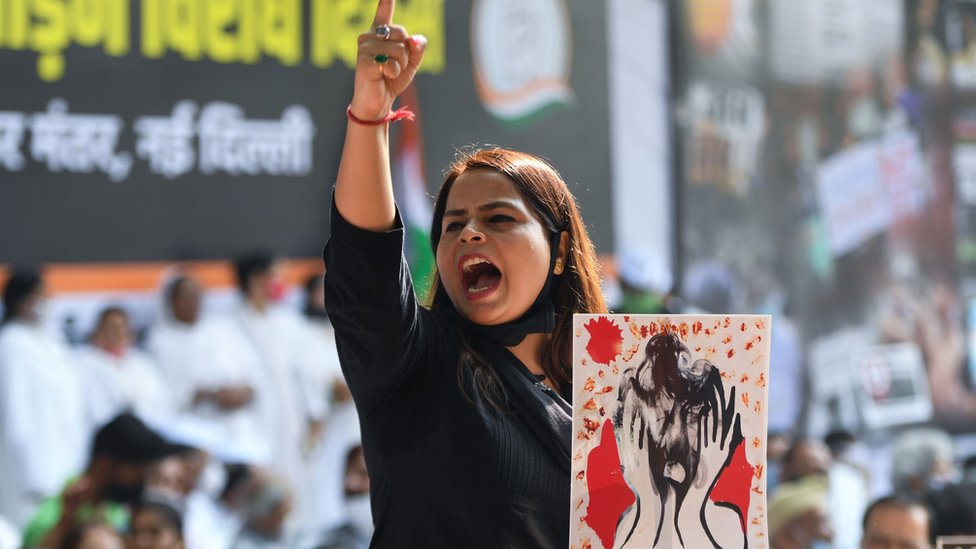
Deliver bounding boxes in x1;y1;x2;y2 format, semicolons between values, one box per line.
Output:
392;83;436;302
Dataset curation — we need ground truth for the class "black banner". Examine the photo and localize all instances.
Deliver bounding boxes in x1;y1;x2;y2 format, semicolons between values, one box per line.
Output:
0;0;610;265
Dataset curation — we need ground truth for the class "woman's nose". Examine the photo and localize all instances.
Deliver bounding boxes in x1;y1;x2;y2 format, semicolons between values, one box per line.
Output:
459;223;484;243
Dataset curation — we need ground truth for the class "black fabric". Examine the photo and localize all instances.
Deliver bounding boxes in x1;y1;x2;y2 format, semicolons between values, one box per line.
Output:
323;198;570;549
472;338;573;474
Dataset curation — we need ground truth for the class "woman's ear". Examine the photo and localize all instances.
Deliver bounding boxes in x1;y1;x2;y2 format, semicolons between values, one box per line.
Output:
554;231;569;275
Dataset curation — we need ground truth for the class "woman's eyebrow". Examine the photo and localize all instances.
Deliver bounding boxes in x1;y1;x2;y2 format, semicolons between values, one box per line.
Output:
478;200;519;212
443;200;520;218
444;200;519;217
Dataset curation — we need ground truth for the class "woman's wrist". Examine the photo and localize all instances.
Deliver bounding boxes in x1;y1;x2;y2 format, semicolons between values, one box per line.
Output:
346;104;414;126
347;101;391;123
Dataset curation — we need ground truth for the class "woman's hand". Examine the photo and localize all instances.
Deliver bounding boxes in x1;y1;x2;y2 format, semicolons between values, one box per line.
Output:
335;0;423;230
349;0;427;121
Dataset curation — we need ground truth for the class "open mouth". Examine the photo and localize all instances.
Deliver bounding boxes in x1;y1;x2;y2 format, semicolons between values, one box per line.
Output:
459;256;502;298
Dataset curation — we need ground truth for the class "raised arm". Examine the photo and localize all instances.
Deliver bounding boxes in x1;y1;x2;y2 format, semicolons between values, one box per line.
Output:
334;0;427;232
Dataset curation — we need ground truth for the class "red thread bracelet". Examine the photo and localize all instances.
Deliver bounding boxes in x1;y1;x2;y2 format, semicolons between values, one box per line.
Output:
346;105;415;126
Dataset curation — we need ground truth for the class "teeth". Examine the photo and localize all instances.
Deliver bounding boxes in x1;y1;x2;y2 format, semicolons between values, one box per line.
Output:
461;257;492;272
461;256;497;293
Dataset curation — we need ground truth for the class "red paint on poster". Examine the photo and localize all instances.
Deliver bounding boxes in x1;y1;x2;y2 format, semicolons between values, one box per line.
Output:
709;440;753;532
584;317;624;365
585;420;635;549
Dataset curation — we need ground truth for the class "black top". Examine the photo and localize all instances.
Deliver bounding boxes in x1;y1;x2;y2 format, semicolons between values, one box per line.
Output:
323;199;572;549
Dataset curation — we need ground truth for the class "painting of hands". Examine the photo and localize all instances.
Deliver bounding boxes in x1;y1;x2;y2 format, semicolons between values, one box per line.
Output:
572;315;770;549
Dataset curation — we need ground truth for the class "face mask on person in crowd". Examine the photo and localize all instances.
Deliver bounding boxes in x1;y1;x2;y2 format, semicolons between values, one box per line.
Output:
104;343;127;358
265;278;287;303
345;493;373;538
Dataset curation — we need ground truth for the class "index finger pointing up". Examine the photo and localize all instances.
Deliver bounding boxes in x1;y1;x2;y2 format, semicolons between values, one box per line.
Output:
372;0;395;27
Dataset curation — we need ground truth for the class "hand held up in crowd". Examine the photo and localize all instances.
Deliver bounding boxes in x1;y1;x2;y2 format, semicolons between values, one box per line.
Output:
348;0;427;122
335;0;427;234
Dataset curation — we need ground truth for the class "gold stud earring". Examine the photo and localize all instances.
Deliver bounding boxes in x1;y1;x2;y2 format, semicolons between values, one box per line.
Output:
554;258;564;274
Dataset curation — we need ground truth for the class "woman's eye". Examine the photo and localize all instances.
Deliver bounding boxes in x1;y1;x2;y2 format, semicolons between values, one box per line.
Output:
488;215;515;223
444;221;464;232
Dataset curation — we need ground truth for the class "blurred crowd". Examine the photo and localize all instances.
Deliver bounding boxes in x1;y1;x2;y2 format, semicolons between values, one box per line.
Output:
1;245;974;549
0;253;370;549
763;427;976;549
604;248;976;548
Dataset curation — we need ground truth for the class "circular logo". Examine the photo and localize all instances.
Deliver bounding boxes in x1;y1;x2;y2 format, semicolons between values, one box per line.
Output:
471;0;574;126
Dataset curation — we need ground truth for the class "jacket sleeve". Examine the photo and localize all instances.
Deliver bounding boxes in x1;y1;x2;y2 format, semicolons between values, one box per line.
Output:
323;193;432;414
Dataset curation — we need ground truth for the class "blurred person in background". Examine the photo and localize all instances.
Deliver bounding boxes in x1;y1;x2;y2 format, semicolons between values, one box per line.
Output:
0;270;88;527
231;472;292;549
774;438;872;549
150;439;234;549
824;431;871;483
147;275;266;466
681;258;739;316
890;428;957;497
299;271;351;417
22;413;171;549
860;495;933;549
779;439;833;484
203;464;254;549
213;252;314;531
612;247;677;314
144;456;187;507
313;445;372;549
766;432;795;496
767;476;833;549
166;460;254;549
296;271;352;532
823;431;871;549
126;499;184;549
308;393;361;539
77;306;172;428
58;521;124;549
145;276;228;417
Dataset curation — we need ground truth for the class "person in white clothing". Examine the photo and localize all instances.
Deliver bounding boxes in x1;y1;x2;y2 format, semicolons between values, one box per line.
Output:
0;271;88;527
76;306;173;429
214;253;314;533
145;276;268;465
292;272;356;534
231;471;293;549
306;403;366;548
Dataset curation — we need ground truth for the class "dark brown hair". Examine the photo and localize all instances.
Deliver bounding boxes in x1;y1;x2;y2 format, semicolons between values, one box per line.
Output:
427;148;607;394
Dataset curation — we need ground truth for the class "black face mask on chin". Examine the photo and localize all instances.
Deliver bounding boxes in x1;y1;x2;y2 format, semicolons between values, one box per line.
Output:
105;481;145;505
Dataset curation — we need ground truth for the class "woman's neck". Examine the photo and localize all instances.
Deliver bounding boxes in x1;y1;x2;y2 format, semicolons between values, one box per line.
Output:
507;332;557;389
